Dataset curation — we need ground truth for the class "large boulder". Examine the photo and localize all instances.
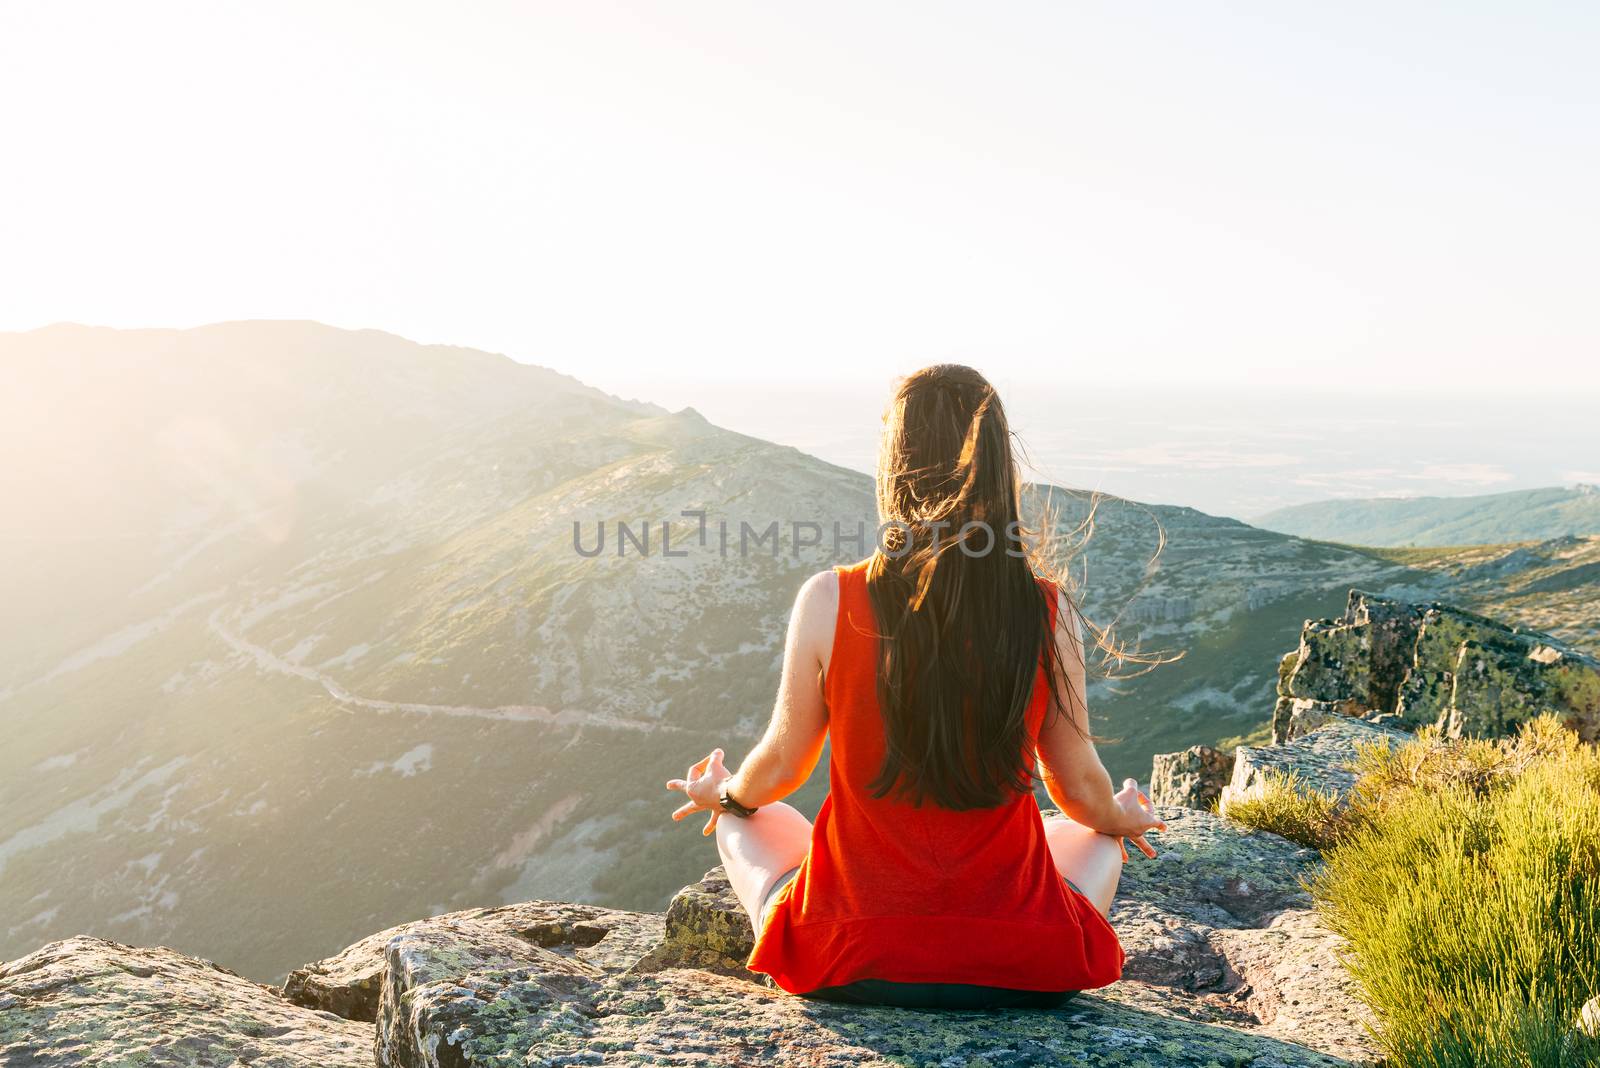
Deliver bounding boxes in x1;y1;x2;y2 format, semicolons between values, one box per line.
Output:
0;936;370;1066
1149;744;1234;809
285;900;662;1023
364;808;1377;1067
1274;591;1600;742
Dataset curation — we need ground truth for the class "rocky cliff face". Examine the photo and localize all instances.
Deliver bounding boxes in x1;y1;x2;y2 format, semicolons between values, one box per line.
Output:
1154;590;1600;812
1273;590;1600;744
1;796;1380;1067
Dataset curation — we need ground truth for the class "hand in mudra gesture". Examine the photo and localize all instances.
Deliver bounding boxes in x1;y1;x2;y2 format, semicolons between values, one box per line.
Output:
1112;777;1165;861
666;748;731;836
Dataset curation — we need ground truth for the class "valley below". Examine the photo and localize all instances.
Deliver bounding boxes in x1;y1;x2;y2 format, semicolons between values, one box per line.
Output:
2;321;1595;983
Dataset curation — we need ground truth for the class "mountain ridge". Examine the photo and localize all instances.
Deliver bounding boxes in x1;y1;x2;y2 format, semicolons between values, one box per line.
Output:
2;320;1596;985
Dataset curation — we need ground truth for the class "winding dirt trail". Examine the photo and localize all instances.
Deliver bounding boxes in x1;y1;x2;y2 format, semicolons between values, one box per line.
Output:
208;609;675;733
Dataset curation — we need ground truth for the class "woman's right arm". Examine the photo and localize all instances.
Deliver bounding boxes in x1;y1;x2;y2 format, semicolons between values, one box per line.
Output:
666;571;834;834
1035;591;1164;855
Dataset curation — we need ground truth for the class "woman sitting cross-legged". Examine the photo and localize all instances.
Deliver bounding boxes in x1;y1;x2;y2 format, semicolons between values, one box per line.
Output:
666;364;1164;1009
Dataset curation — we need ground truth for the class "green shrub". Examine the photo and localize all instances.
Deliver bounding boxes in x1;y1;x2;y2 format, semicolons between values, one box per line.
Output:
1342;716;1582;812
1230;716;1600;1066
1218;770;1344;851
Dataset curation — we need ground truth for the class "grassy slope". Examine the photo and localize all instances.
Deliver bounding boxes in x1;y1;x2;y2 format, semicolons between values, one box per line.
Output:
1334;537;1600;651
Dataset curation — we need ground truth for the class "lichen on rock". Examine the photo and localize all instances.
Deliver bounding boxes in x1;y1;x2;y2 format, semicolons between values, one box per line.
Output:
631;866;755;976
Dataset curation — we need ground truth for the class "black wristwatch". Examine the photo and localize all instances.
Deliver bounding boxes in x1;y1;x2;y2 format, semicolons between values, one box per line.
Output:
717;780;758;818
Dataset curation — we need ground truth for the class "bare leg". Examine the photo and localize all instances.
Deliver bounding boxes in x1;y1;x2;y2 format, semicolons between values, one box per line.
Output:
715;801;814;931
1042;815;1125;919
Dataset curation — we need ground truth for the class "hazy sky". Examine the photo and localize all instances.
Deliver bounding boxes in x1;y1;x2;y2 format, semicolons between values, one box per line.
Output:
3;1;1598;400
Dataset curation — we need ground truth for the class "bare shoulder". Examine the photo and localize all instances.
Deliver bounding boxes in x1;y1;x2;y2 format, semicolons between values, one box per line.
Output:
793;569;840;665
796;568;840;620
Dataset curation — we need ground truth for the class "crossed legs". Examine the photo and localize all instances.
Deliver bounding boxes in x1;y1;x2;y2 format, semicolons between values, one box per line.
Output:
1041;814;1125;918
715;801;814;931
716;803;1125;931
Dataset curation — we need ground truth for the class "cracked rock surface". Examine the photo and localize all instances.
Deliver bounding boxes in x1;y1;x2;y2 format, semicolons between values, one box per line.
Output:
284;900;663;1024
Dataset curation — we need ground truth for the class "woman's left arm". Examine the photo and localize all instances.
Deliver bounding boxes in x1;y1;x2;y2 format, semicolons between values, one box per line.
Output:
667;570;835;834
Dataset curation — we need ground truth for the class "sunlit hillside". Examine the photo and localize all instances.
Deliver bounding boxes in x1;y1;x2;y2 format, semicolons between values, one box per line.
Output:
0;322;872;981
1353;538;1600;651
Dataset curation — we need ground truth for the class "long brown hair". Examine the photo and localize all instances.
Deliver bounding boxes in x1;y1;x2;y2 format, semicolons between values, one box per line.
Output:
865;364;1079;810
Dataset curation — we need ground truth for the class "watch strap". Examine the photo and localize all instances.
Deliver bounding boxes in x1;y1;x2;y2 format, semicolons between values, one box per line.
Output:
717;780;758;818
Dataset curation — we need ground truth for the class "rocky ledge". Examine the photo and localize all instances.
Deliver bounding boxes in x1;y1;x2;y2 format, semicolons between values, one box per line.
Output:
1;801;1377;1067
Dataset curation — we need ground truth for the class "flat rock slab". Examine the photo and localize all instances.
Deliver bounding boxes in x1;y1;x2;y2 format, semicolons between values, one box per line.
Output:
377;947;1355;1068
1115;805;1319;926
1225;717;1408;804
2;813;1377;1066
0;936;369;1067
571;966;1354;1067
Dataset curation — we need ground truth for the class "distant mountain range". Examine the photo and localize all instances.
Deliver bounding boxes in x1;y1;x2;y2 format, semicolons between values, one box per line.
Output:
1255;485;1600;547
3;321;1596;985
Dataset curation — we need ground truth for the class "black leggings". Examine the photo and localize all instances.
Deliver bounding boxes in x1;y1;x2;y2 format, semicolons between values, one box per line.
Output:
802;979;1078;1010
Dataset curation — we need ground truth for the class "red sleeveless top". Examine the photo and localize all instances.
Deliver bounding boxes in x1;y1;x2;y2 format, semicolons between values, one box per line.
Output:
746;559;1124;994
